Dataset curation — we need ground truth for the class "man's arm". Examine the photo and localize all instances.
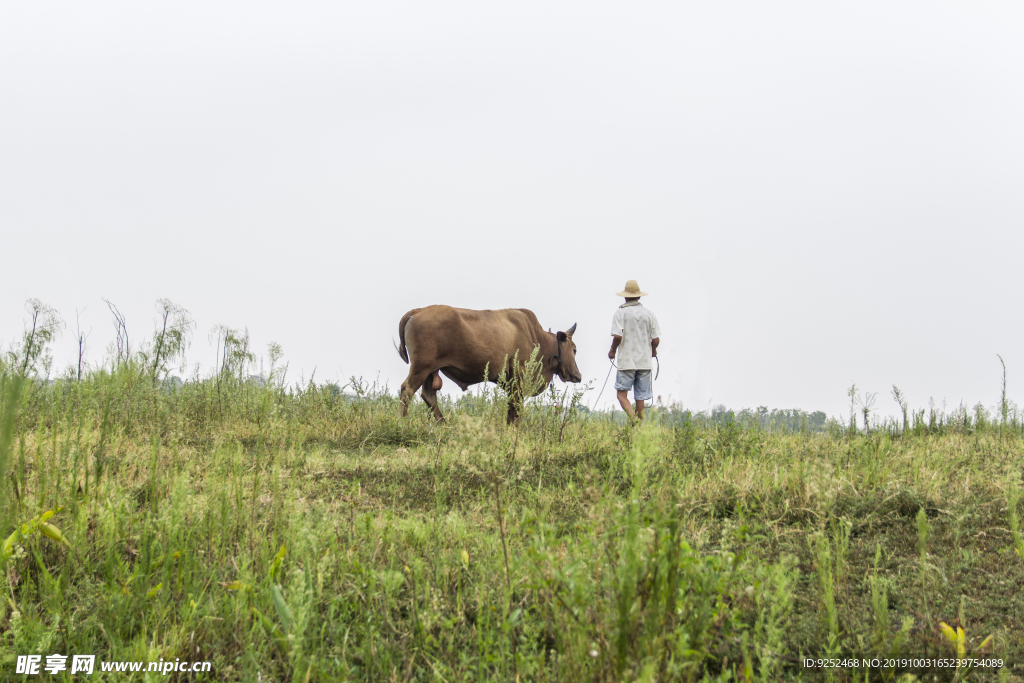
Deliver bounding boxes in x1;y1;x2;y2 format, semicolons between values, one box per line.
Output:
651;337;659;357
609;335;622;359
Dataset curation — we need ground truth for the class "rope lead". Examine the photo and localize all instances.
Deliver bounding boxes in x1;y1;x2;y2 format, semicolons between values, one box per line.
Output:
593;355;659;407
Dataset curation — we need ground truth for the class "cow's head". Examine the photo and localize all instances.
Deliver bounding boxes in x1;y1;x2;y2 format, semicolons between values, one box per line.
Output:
552;323;581;383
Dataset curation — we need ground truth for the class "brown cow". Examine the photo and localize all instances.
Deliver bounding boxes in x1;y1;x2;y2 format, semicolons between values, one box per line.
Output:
396;305;582;423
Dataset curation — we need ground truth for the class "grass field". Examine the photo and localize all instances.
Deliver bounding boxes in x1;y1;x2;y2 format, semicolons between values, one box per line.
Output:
1;368;1022;682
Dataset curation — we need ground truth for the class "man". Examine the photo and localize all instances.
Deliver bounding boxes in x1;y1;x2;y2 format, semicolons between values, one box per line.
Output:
608;279;661;421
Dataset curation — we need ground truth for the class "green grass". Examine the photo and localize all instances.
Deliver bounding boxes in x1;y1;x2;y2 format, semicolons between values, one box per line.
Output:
1;368;1022;682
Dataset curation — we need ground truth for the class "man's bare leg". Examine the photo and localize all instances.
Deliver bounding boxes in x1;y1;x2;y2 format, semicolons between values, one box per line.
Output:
635;399;645;421
616;389;635;419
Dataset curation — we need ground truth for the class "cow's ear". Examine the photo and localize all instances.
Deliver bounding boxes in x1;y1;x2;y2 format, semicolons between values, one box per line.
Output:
566;323;577;337
556;331;568;342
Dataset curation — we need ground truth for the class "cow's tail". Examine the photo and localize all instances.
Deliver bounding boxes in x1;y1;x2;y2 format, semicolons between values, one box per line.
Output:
395;310;416;364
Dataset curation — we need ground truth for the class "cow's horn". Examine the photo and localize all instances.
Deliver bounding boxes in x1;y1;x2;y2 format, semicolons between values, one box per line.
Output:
566;323;577;336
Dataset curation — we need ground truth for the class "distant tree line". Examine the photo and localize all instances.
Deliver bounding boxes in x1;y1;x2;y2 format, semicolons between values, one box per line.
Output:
659;404;830;432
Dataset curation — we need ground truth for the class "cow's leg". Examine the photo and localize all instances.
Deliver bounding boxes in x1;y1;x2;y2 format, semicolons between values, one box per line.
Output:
506;387;523;425
420;372;444;422
399;367;432;417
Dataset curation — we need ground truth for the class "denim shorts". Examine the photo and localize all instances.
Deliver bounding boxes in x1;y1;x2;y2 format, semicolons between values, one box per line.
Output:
614;369;653;401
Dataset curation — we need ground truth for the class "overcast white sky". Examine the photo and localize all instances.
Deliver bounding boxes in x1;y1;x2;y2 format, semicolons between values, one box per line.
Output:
1;2;1022;418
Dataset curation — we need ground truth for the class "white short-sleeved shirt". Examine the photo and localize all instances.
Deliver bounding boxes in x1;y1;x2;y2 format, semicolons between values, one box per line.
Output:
610;302;661;370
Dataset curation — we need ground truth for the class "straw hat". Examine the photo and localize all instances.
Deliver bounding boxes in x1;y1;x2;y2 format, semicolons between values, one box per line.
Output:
616;280;648;297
